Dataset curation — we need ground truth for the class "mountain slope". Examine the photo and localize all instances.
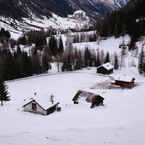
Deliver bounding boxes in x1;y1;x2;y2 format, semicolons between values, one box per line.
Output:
96;0;145;41
0;0;130;35
0;0;75;20
0;0;130;20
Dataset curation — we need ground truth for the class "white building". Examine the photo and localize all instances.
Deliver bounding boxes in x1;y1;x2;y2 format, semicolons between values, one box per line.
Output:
23;94;60;115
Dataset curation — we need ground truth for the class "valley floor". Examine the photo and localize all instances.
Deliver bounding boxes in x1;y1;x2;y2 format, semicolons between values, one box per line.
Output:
0;66;145;145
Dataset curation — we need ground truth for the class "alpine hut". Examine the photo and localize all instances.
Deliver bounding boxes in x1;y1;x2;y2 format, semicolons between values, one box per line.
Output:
97;62;114;74
72;90;104;108
110;76;135;89
23;94;60;115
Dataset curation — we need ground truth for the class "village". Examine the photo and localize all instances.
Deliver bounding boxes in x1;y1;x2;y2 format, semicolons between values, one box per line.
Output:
0;43;144;145
22;62;136;116
1;59;143;145
0;0;145;144
0;26;143;145
0;29;143;145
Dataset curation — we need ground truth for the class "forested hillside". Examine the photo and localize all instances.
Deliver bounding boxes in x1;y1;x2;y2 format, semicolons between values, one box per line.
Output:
0;0;130;21
0;0;74;20
96;0;145;41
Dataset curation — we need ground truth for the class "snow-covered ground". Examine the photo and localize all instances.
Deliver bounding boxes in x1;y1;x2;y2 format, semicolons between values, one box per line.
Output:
0;63;145;145
0;34;145;145
73;35;131;53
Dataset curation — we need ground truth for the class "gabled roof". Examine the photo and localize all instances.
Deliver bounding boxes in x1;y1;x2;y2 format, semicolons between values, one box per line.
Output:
23;94;59;110
113;76;135;83
72;90;104;103
99;62;114;70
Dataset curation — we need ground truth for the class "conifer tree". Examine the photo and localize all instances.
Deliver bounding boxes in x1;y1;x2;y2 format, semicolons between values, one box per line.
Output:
31;50;42;74
56;37;64;72
58;36;64;54
84;47;91;67
42;55;51;73
17;35;27;45
0;76;10;106
61;51;74;72
100;50;105;64
104;51;110;63
61;56;67;72
35;33;47;49
74;49;84;70
22;52;32;77
49;36;58;56
5;49;15;80
114;53;119;70
138;46;144;74
96;50;101;67
13;46;24;78
0;28;11;43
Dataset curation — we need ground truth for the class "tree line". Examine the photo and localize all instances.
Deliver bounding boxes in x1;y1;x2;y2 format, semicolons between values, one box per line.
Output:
0;27;133;81
0;47;52;81
72;32;97;43
61;46;120;72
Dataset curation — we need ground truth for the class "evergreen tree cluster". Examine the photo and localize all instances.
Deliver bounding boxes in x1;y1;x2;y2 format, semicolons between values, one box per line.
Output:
61;48;84;72
0;28;64;81
96;0;145;43
61;47;119;72
0;76;10;106
17;30;49;49
0;27;120;80
73;32;97;43
0;47;51;81
16;30;64;56
0;28;11;43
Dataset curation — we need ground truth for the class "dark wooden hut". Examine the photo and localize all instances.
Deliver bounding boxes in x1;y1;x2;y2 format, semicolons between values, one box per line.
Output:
110;76;135;89
97;62;114;74
72;90;104;108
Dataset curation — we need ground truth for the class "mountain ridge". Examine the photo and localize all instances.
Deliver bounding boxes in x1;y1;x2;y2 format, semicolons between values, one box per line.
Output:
0;0;130;35
0;0;130;20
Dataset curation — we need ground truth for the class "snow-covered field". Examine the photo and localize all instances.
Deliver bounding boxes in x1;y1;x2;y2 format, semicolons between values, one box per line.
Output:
0;34;145;145
0;63;145;145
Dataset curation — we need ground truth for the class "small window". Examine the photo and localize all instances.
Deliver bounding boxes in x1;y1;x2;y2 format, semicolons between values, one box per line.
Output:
32;103;37;110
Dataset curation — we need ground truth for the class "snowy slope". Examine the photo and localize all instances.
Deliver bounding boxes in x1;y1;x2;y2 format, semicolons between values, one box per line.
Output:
0;35;145;145
99;0;130;7
114;0;130;7
1;65;145;145
0;0;131;36
0;10;90;39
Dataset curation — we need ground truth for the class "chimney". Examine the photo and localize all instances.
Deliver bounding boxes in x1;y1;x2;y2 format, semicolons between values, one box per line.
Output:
50;94;54;104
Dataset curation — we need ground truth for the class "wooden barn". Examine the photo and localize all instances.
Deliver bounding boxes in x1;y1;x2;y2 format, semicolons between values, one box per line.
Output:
97;62;114;74
110;76;135;89
72;90;104;108
23;94;60;115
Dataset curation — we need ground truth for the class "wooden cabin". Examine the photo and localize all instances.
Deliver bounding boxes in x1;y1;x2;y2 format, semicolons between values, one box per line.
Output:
97;62;114;75
72;90;104;108
110;76;135;89
23;94;60;115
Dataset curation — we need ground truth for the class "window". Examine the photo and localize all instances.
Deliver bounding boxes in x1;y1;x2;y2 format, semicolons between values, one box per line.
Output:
32;103;37;110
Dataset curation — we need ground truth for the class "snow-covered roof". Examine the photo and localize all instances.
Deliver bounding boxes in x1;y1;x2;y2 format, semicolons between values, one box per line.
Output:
23;94;59;110
73;90;103;103
79;90;97;103
113;76;135;82
100;62;114;70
